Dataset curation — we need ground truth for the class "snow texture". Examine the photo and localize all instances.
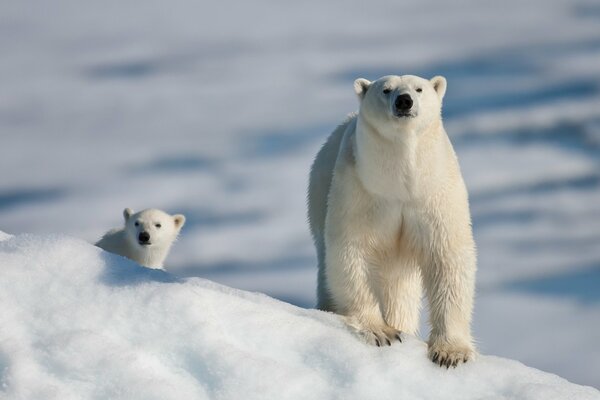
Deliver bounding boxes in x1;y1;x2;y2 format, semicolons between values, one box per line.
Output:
0;232;598;400
1;0;599;389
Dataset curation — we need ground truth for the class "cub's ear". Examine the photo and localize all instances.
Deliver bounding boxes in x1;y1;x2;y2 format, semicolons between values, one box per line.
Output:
430;76;447;100
353;78;371;100
123;208;134;221
173;214;186;230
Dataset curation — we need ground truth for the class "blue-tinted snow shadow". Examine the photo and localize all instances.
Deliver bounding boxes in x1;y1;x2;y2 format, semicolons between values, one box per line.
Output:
509;236;600;254
240;124;331;159
454;119;600;161
173;253;316;308
86;60;160;79
442;79;598;119
0;350;8;384
275;294;314;309
334;39;600;120
83;40;252;81
461;119;600;206
0;187;66;211
99;252;183;287
125;155;220;174
176;207;265;231
502;263;600;304
182;353;223;396
573;3;600;19
473;207;600;234
267;294;313;309
98;250;316;307
335;53;536;84
470;171;600;205
473;209;543;229
174;253;314;277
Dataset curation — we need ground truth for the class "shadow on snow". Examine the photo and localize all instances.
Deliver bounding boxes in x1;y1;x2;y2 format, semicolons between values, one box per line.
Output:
502;263;600;304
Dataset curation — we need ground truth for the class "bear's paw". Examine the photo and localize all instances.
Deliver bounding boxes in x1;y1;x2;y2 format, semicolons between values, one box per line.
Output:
428;340;475;368
348;319;403;347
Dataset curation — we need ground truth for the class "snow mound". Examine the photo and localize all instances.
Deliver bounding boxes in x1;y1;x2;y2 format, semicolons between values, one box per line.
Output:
0;231;598;400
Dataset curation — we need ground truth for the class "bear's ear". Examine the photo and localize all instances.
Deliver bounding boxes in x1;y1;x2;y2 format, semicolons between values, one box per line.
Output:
353;78;371;100
430;76;447;100
173;214;186;230
123;208;134;222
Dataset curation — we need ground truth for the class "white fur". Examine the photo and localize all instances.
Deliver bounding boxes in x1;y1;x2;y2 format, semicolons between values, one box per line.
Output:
308;75;476;367
95;208;185;270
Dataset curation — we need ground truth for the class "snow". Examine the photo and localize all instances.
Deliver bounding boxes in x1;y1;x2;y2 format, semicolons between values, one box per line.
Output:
0;232;598;400
1;0;600;389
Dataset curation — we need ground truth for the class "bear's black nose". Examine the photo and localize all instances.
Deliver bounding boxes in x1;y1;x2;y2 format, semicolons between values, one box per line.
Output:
395;94;413;111
138;232;150;243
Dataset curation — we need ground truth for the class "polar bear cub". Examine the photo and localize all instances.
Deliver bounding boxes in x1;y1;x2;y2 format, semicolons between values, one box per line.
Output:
96;208;185;270
308;75;476;367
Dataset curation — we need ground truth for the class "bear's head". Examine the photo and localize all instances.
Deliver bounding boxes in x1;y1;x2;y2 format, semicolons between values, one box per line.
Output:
123;208;185;249
354;74;447;140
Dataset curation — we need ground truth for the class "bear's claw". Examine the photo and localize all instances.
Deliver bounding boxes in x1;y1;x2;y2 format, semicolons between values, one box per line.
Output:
428;340;474;368
356;325;402;347
345;316;403;348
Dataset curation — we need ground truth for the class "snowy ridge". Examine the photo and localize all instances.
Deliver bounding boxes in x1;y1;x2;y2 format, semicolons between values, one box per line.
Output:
0;231;598;400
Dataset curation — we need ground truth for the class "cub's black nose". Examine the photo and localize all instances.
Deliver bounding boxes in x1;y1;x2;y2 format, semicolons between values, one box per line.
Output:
395;94;413;111
138;232;150;243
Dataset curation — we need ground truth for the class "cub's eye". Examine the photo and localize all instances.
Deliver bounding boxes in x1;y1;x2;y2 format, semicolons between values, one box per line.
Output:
155;223;161;228
134;222;139;227
383;88;391;94
416;88;422;93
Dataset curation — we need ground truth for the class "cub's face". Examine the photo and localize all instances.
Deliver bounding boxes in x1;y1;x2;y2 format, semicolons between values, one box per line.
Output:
123;208;185;249
354;74;447;140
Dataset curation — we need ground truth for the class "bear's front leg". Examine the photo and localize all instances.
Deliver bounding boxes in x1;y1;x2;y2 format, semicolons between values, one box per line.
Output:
422;236;477;367
325;239;402;347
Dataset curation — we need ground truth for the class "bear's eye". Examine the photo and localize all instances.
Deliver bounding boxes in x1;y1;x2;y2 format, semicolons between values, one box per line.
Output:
134;222;139;227
383;88;391;94
155;223;161;228
416;88;422;93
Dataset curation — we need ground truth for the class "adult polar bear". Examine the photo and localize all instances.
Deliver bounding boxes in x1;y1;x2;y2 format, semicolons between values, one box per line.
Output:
308;75;476;367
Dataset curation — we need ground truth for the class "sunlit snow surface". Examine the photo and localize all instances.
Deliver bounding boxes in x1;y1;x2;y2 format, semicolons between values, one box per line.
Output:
0;233;598;399
1;0;599;389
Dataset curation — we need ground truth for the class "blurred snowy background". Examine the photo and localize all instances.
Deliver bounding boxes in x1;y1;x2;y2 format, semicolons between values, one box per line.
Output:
1;0;599;388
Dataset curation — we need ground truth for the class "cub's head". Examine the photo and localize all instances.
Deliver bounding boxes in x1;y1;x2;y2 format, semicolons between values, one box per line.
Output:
123;208;185;249
354;74;447;139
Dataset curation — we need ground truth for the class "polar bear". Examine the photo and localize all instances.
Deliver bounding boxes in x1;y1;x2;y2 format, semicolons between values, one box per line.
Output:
308;74;476;367
96;208;185;270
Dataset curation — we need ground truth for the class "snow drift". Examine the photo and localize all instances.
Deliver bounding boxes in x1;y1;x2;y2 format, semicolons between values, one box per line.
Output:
0;231;598;400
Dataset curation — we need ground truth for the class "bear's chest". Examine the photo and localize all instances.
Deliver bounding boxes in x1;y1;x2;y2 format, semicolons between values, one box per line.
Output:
362;199;429;263
354;133;423;202
359;165;416;202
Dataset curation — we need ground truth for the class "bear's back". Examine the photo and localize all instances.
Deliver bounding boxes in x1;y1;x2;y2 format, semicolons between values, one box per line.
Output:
95;228;130;257
308;113;357;241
